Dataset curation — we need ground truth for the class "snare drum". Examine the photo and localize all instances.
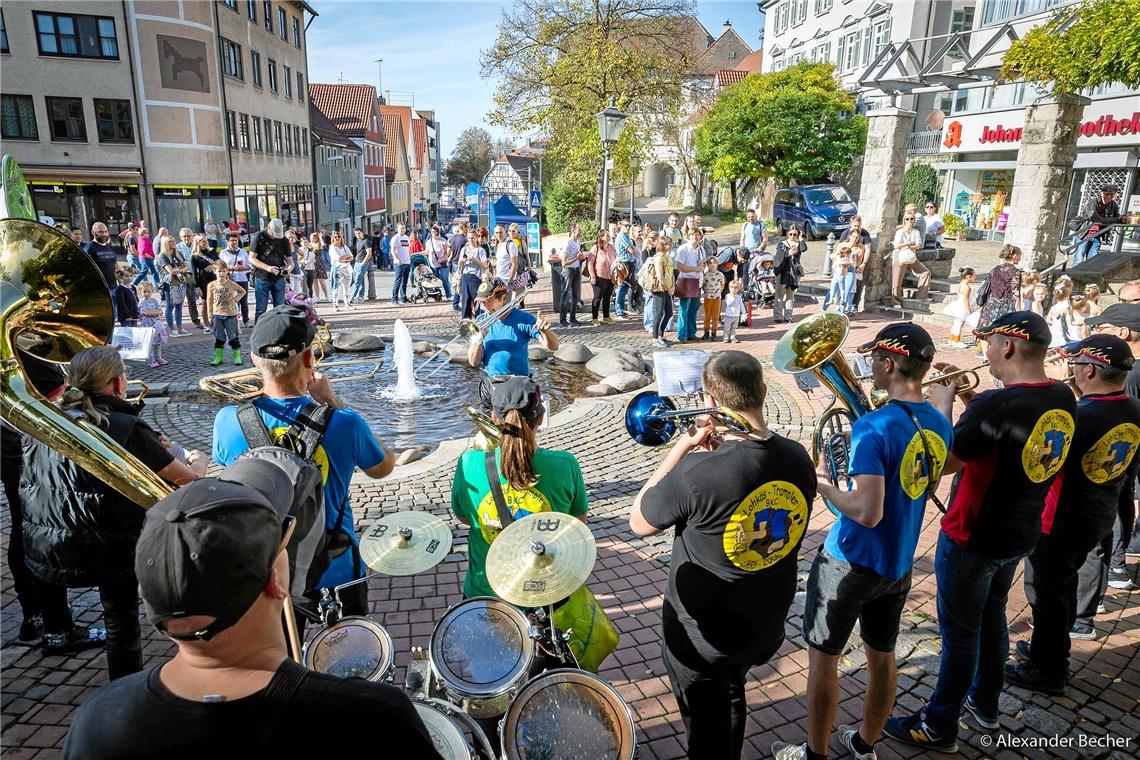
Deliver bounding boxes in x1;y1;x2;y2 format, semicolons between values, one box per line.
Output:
499;669;636;760
414;701;473;760
302;616;394;682
429;596;535;718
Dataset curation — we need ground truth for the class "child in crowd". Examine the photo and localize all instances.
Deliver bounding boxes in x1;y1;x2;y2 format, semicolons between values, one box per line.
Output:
701;256;724;341
1030;283;1048;316
824;244;855;313
943;267;979;348
722;278;745;343
206;262;246;366
754;256;776;303
1047;278;1075;347
114;267;139;326
1069;292;1096;337
135;281;168;367
1020;271;1041;311
1084;284;1101;311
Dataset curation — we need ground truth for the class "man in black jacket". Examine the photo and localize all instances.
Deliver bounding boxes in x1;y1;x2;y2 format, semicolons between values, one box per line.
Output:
249;219;291;323
1074;185;1122;265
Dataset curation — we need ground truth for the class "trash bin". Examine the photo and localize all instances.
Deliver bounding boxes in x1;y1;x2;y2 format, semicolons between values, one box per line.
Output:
366;264;378;300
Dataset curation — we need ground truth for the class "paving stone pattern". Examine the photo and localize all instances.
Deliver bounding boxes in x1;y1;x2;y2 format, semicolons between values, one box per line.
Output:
2;282;1137;759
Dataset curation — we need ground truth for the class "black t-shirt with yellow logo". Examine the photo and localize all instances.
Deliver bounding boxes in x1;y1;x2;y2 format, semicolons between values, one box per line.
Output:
641;435;816;661
943;380;1078;559
1043;391;1140;541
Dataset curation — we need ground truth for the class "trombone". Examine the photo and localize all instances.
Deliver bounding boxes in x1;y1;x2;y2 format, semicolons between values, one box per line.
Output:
414;289;530;381
624;391;752;447
867;362;988;408
198;357;384;401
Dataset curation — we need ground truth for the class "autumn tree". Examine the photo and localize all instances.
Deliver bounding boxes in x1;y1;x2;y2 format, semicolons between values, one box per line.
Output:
444;127;515;188
694;62;866;214
480;0;697;186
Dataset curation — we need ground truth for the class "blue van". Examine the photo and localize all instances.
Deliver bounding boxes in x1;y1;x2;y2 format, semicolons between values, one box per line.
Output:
773;185;858;240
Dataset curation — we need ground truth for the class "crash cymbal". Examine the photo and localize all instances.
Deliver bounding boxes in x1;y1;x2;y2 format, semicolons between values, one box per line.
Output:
359;511;453;576
486;512;596;608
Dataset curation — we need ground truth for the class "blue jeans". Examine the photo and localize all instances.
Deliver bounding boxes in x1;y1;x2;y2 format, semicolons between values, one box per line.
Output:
923;532;1024;737
615;280;630;316
433;266;453;300
644;294;658;333
163;284;183;330
1073;237;1101;265
352;262;369;300
133;258;159;287
391;263;410;302
823;272;855;311
677;297;700;341
253;276;286;323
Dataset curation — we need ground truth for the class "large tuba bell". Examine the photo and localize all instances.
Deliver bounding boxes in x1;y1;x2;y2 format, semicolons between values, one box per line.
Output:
773;312;872;515
0;155;171;507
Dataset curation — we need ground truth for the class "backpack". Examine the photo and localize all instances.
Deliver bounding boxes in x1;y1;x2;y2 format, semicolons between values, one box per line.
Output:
236;399;337;600
974;277;991;307
637;258;656;291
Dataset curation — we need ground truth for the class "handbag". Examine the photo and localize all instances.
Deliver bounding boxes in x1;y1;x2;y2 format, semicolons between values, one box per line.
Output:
673;276;700;299
974;277;991;306
483;452;618;672
897;249;918;265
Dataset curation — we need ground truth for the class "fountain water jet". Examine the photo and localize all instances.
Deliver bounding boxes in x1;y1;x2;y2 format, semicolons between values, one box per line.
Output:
391;319;420;400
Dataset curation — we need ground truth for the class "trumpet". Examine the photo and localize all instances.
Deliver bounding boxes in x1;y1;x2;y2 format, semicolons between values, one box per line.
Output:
624;391;752;447
867;362;988;408
198;357;384;401
414;289;530;381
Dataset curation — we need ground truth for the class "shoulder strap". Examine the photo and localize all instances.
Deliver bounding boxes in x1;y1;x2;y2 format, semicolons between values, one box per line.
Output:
237;401;274;449
485;450;514;529
289;400;333;460
258;660;308;743
892;402;947;514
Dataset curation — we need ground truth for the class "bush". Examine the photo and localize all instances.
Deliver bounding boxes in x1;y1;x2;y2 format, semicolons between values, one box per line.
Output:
577;218;600;242
545;179;596;234
943;212;967;239
900;164;939;219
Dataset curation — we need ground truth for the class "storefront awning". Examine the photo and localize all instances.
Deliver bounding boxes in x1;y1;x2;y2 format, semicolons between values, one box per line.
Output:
21;167;144;184
935;161;1018;171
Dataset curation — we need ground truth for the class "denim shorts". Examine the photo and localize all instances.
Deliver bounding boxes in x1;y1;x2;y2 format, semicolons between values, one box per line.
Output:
803;549;912;655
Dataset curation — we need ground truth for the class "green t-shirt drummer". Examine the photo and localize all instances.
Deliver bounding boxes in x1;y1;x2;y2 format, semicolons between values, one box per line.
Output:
450;376;589;598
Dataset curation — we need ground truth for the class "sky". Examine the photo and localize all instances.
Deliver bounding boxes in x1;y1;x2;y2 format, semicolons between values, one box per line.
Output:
306;1;765;158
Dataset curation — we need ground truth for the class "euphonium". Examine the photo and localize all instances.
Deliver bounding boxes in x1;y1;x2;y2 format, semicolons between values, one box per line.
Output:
624;391;753;447
0;155;170;508
773;312;872;515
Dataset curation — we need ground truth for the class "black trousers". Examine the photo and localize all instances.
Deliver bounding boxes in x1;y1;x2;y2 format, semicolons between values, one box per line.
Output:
40;575;142;680
1024;529;1102;678
662;602;781;760
560;268;582;323
1075;481;1136;622
653;291;673;340
460;273;482;320
591;277;614;319
186;286;201;326
233;279;250;322
0;455;41;619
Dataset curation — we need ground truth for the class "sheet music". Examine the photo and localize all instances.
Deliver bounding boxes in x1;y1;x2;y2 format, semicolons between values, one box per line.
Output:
111;327;155;362
653;350;708;396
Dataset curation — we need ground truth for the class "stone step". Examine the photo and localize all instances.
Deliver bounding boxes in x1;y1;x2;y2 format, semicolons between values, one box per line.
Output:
871;303;956;327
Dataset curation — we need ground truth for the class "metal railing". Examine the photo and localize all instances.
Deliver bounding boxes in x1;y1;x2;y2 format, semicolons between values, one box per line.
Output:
906;130;944;155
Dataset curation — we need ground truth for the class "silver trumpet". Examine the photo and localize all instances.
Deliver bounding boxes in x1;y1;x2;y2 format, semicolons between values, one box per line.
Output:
414;288;530;380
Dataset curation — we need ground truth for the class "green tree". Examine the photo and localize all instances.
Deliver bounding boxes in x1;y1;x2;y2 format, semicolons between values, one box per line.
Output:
545;177;596;234
480;0;696;187
1001;0;1140;94
693;62;866;213
900;163;939;219
444;127;515;188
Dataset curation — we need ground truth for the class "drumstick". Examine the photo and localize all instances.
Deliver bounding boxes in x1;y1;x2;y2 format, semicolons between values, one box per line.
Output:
283;596;303;664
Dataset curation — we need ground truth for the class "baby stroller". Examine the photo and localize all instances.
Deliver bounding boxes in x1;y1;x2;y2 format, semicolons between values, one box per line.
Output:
407;253;444;304
745;253;776;308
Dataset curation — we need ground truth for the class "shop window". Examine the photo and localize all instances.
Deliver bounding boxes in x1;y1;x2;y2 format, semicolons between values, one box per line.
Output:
34;12;118;59
292;16;301;48
202;190;232;232
267;59;278;92
263;1;273;32
94;99;133;143
220;38;243;80
251;50;262;87
283;65;293;98
156;189;202;235
2;95;38;139
247;0;257;22
277;8;287;40
252;115;262;151
46;97;86;141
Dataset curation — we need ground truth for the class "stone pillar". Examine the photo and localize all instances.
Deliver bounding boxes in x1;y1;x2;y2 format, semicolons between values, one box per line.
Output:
1005;95;1088;271
856;107;915;308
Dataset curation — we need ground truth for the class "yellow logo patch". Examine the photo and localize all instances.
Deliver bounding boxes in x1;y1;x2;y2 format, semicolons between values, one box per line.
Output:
1020;409;1075;484
1081;423;1140;484
899;430;949;499
722;481;809;572
476;484;552;543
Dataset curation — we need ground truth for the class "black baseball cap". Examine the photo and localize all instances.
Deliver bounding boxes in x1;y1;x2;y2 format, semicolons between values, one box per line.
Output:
1084;303;1140;332
1062;334;1135;372
135;460;295;641
491;375;542;422
250;305;316;359
856;322;936;362
477;277;508;301
973;310;1051;346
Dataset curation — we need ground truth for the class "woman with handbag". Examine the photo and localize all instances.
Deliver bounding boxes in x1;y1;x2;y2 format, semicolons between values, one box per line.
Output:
976;243;1023;354
772;228;805;324
587;228;618;325
648;240;676;348
673;228;706;340
458;231;491;319
156;236;191;336
890;210;931;305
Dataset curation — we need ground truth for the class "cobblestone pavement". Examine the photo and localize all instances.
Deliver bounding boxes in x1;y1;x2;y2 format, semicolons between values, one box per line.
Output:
2;281;1138;759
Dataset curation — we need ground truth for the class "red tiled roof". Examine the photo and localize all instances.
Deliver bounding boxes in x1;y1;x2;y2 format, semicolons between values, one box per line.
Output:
381;113;405;176
716;69;747;88
380;104;416;170
308;83;384;141
736;49;764;73
412;118;427;164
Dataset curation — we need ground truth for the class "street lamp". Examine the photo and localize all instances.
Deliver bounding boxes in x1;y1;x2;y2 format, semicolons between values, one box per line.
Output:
629;154;640;223
595;97;627;227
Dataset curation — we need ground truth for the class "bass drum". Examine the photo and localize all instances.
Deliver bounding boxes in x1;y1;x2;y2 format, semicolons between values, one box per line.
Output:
500;669;636;760
414;701;473;760
429;596;534;718
302;616;394;682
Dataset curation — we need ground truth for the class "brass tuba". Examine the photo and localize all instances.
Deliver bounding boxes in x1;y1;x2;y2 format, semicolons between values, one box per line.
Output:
773;312;872;515
0;155;170;507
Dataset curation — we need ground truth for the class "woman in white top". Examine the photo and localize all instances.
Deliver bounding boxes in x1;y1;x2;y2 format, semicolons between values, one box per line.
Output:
923;201;945;248
457;229;490;319
890;210;931;305
300;242;316;298
559;223;584;327
327;231;355;311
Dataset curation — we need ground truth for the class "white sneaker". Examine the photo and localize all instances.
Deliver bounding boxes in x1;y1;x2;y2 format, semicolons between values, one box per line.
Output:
770;742;807;760
838;725;878;760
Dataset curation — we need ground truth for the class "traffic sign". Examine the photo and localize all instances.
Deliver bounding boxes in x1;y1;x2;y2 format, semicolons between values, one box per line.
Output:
529;190;542;210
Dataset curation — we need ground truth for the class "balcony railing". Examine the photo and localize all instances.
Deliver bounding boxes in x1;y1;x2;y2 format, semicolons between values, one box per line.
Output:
907;130;944;155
